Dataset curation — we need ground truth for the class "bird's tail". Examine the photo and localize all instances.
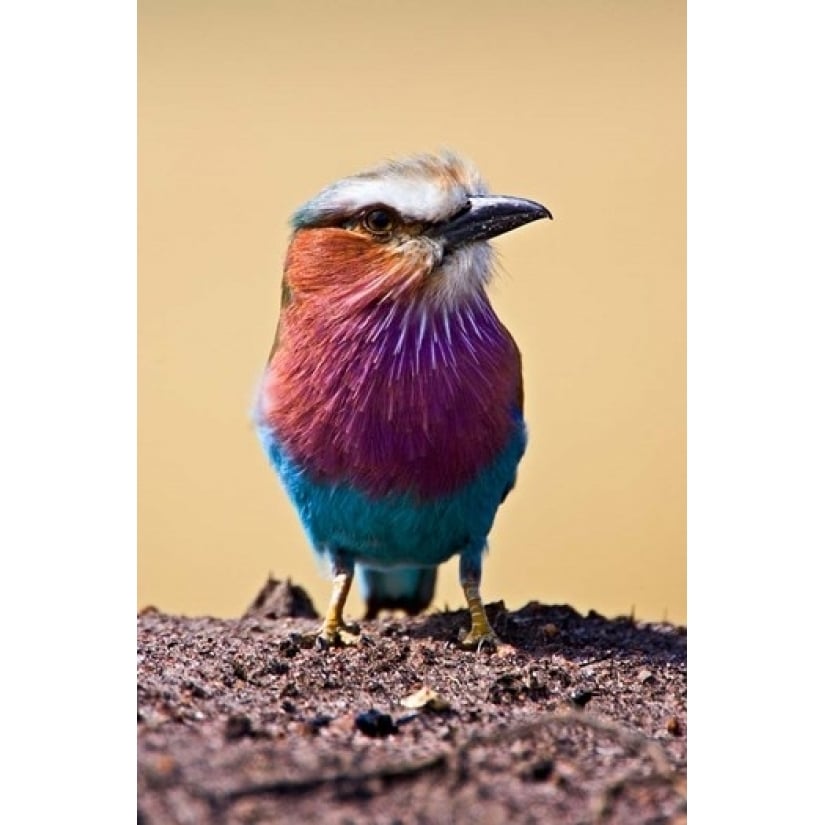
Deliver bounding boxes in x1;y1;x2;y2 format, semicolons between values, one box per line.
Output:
357;565;437;619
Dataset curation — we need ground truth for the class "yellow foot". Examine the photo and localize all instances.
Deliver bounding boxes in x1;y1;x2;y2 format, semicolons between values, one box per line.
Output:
459;625;501;651
313;621;361;649
310;569;360;649
460;582;503;651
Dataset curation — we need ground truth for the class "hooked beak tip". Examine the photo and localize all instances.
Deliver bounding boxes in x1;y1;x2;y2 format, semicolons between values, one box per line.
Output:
432;195;553;249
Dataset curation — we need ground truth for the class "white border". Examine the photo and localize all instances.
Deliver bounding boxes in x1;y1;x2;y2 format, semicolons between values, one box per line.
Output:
0;1;135;819
3;0;824;819
689;1;824;818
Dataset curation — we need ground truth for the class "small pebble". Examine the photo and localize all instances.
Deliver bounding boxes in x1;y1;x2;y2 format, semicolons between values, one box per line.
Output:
354;709;397;738
225;714;254;740
570;689;594;708
401;686;451;712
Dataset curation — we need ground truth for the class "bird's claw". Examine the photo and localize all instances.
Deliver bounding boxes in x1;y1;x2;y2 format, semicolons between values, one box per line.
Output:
314;621;361;650
459;627;501;652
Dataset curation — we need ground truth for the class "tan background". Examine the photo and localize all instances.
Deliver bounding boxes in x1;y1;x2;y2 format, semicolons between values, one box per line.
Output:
138;0;685;624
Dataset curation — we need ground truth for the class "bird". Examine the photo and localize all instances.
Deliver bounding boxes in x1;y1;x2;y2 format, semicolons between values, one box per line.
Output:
255;152;551;648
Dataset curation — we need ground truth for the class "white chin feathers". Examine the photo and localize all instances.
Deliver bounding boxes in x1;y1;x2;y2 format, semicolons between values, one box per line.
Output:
428;241;495;306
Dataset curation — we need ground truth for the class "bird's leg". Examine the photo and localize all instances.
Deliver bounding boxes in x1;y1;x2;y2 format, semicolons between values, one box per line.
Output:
458;550;500;650
315;553;360;648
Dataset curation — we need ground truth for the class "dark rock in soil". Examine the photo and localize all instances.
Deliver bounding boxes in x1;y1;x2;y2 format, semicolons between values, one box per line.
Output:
244;576;319;620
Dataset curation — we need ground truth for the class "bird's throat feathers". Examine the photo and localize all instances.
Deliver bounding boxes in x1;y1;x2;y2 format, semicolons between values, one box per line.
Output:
260;232;523;500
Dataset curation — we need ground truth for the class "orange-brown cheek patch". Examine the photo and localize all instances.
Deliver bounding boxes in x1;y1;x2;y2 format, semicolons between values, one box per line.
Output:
284;228;427;301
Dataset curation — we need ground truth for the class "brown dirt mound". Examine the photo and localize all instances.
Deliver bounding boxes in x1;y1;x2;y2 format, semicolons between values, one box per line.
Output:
138;581;686;824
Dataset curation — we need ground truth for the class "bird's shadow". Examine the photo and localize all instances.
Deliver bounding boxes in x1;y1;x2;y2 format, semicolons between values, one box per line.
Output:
242;578;685;669
369;600;686;669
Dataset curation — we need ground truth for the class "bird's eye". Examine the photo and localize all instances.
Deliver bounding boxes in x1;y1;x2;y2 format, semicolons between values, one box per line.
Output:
362;208;396;235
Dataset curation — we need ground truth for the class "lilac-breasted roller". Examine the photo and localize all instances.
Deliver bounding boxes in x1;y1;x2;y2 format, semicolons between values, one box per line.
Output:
255;152;551;648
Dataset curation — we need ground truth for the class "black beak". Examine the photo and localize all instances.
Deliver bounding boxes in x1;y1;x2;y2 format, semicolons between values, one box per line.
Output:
429;196;552;250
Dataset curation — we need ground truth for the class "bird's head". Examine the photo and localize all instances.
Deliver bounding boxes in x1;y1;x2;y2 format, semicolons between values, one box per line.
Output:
282;152;551;312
